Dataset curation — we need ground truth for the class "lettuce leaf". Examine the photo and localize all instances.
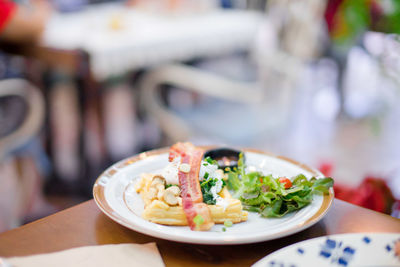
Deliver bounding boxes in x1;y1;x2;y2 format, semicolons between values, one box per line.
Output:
226;153;333;218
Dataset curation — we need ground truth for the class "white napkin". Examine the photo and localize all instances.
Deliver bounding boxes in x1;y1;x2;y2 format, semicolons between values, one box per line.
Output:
6;243;164;267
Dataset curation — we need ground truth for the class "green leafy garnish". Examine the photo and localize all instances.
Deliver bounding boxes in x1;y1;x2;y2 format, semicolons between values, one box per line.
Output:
204;156;218;165
227;153;334;218
193;214;204;227
224;220;233;227
201;178;218;205
200;177;226;205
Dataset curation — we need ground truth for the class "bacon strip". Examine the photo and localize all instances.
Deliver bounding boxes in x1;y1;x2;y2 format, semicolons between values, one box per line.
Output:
169;142;214;231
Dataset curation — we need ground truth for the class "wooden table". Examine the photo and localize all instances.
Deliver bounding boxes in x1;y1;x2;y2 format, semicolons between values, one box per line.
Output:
0;199;399;266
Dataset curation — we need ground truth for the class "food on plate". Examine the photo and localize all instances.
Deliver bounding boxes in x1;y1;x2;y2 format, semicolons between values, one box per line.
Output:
135;173;247;226
226;153;334;218
135;142;333;231
135;142;248;231
169;142;214;230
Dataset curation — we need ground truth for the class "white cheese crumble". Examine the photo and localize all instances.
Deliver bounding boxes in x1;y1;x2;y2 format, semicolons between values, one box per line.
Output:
199;161;223;181
199;160;227;209
161;157;180;185
179;163;191;173
216;196;229;210
160;158;228;210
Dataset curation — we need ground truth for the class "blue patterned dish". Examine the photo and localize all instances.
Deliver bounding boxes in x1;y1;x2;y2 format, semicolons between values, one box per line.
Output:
252;233;400;267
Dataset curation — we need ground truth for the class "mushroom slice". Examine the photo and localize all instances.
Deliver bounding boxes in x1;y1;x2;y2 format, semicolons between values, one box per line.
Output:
151;175;166;187
163;190;179;206
165;185;180;196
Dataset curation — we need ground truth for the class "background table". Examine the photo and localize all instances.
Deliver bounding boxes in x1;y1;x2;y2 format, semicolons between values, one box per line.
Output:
42;4;263;80
0;199;399;266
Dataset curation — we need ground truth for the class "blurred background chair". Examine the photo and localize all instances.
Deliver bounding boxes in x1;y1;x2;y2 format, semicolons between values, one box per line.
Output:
139;62;297;146
0;79;45;159
141;64;258;143
0;79;50;231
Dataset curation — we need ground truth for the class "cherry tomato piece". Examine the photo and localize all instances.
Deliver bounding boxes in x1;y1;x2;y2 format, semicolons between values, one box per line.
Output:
279;177;292;189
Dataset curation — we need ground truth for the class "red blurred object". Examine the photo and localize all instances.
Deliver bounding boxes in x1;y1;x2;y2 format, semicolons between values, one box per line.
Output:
278;177;292;189
324;0;344;33
319;162;334;177
334;177;397;214
0;0;16;33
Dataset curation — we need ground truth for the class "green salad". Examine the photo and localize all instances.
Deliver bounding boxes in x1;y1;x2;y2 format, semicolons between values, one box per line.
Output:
226;153;334;218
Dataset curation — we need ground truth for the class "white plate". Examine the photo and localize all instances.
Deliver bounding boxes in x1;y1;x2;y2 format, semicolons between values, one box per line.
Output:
252;233;400;267
93;147;334;245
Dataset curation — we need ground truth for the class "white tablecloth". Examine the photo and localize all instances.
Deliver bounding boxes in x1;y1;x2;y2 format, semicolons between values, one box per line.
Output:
42;3;263;80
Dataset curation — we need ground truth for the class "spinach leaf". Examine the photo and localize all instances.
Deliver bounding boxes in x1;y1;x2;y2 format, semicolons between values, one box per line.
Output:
200;178;226;205
200;178;217;205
